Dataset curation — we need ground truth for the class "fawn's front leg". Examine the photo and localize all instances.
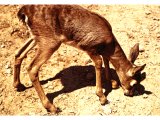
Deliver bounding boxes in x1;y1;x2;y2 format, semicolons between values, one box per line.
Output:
88;52;108;105
14;38;36;91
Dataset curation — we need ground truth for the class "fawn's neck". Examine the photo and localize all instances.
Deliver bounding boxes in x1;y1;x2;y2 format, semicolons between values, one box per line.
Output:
109;40;132;75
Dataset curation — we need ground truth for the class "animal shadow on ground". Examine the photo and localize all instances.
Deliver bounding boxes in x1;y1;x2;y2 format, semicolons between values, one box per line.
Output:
134;72;152;96
38;65;151;103
43;65;112;103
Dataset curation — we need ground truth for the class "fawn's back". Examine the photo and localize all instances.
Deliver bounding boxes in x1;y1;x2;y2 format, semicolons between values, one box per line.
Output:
18;5;114;54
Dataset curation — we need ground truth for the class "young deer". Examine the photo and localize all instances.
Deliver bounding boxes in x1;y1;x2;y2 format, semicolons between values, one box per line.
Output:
14;5;146;113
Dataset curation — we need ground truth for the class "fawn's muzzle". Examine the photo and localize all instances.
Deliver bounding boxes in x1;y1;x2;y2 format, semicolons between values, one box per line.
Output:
124;89;134;97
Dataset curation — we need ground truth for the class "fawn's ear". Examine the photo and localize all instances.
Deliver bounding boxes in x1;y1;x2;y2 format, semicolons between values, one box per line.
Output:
127;64;146;77
128;43;139;63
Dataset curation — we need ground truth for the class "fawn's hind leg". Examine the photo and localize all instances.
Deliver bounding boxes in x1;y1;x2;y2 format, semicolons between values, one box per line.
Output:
103;57;119;89
13;38;36;91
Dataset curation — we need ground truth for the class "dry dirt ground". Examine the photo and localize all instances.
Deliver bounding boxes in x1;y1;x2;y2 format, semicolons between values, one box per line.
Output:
0;5;160;116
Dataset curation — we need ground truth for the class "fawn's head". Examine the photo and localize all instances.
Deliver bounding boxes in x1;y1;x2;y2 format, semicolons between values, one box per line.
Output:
120;43;146;97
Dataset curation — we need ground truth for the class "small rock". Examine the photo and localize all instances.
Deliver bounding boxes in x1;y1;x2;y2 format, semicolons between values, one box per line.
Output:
157;33;160;39
1;45;5;48
153;17;160;21
21;92;25;96
145;11;151;15
5;68;12;75
5;62;11;69
115;98;120;101
139;44;145;52
0;106;4;111
144;54;148;58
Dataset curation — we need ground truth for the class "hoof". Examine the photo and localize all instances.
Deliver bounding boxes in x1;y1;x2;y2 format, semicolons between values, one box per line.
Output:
14;83;26;92
46;105;60;114
99;95;108;105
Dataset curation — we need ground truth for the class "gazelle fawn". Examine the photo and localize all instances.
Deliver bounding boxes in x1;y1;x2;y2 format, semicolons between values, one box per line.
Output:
14;5;146;113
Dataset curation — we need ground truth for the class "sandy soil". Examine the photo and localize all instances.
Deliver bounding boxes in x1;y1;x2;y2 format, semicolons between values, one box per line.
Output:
0;5;160;115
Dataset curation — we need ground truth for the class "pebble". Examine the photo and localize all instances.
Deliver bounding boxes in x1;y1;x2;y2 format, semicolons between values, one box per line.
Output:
21;93;25;96
0;106;4;111
144;54;148;58
153;17;160;21
5;62;12;75
156;33;160;39
139;44;145;52
1;45;5;48
5;68;12;75
5;62;11;69
145;11;151;15
115;98;120;101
